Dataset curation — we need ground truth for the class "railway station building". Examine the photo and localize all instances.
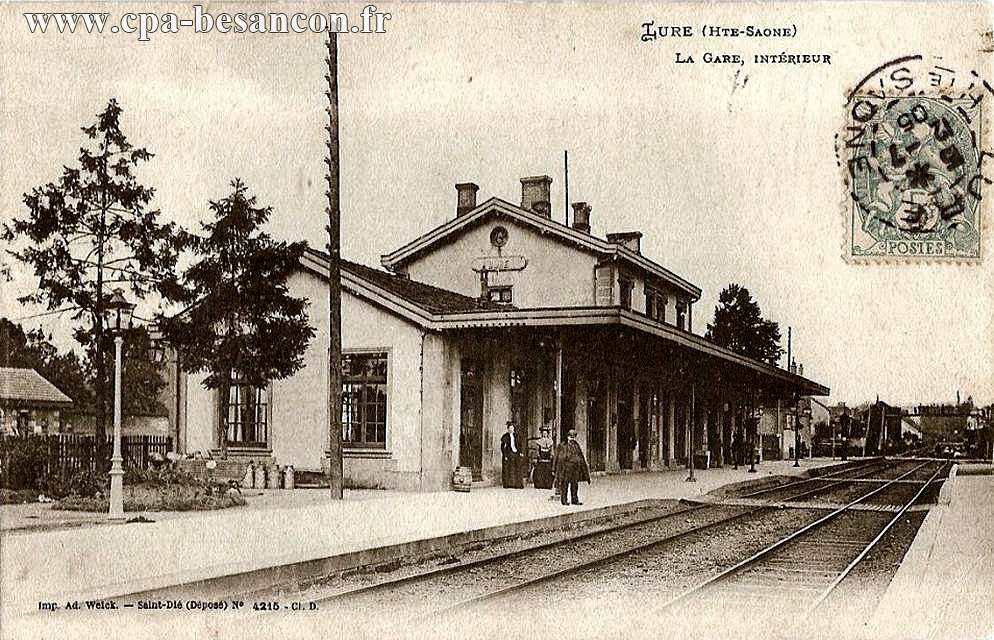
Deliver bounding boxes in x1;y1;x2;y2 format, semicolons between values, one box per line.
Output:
167;176;828;490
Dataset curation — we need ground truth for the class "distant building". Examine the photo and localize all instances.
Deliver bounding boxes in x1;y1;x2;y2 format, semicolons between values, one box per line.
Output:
911;400;974;443
853;400;904;455
0;367;73;435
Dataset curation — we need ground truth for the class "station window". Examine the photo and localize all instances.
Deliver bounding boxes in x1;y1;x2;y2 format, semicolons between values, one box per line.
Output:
676;301;687;330
645;287;666;322
619;276;634;310
221;371;268;447
342;352;388;448
487;286;513;304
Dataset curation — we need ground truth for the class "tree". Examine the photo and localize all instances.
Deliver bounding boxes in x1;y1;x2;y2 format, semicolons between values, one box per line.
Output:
115;327;169;417
157;179;315;458
0;318;92;412
705;284;784;365
2;100;183;437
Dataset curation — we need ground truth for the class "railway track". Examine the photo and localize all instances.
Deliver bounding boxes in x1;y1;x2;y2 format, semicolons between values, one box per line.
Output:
283;458;942;634
656;459;947;621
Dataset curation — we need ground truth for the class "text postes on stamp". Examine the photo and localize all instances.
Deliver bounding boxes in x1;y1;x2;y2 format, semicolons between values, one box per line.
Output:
837;57;988;261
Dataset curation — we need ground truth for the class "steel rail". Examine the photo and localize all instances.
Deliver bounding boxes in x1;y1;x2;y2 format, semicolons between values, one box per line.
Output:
656;459;939;611
375;459;903;628
306;458;879;605
806;461;948;612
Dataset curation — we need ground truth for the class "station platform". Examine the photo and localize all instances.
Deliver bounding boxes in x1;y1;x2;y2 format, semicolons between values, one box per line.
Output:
866;462;994;640
0;457;843;622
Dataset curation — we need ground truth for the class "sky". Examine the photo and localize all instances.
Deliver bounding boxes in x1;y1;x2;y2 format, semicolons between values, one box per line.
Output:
1;2;992;406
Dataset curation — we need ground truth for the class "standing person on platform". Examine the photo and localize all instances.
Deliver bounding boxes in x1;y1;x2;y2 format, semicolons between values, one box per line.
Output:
500;422;524;489
532;426;556;489
555;429;590;505
732;431;742;469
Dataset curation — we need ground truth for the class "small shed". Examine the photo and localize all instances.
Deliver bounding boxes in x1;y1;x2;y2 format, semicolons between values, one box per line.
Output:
0;367;74;434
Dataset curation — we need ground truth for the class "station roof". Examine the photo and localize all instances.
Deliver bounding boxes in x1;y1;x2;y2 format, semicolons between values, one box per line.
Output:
330;254;504;315
0;368;73;408
431;306;830;396
379;198;702;301
300;251;828;397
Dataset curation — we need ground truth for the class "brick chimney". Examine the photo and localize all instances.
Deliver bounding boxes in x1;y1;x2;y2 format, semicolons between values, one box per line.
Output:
520;175;552;218
606;231;643;254
571;202;591;233
455;182;479;217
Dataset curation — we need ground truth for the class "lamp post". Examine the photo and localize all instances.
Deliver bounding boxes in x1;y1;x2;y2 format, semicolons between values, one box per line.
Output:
103;288;135;522
841;414;848;461
793;406;801;468
801;406;812;462
828;415;835;460
747;406;759;473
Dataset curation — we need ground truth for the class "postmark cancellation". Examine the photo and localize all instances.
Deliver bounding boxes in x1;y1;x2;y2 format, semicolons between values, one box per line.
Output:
837;56;988;262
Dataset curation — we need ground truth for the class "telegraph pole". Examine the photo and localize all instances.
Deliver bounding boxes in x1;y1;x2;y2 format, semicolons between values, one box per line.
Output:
325;31;344;499
686;383;696;482
563;150;569;225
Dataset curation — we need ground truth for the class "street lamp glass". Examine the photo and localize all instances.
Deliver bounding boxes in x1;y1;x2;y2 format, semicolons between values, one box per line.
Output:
103;288;135;334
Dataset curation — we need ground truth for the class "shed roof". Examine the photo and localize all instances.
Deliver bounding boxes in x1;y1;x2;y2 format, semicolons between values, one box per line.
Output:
0;368;73;407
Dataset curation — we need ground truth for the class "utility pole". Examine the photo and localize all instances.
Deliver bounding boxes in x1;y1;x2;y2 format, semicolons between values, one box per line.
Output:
563;150;569;226
325;32;344;499
786;326;791;371
686;383;696;482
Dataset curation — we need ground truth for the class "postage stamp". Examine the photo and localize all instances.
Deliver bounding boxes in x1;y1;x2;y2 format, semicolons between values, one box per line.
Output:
836;56;989;262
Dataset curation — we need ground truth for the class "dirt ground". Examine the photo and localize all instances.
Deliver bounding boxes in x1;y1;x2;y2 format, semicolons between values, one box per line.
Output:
0;487;391;534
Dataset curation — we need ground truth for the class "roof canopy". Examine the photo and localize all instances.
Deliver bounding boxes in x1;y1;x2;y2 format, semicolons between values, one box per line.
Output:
301;251;828;397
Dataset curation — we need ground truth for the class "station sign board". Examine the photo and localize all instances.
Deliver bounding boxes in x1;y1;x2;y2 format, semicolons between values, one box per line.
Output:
472;255;528;273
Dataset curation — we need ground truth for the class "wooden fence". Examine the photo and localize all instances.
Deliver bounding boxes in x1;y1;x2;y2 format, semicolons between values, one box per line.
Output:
0;433;172;488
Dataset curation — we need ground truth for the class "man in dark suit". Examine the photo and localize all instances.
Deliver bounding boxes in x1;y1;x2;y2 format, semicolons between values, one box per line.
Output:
500;421;524;488
555;429;590;505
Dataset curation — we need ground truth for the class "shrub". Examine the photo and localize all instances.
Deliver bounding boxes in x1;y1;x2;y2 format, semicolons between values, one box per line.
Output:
0;488;40;504
1;437;46;491
38;469;106;499
55;484;246;512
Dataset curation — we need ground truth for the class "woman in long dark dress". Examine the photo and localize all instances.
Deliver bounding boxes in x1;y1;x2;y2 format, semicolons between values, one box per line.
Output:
500;422;524;488
532;427;555;489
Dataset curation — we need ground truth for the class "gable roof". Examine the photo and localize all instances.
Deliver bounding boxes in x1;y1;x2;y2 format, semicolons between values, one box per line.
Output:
300;248;504;325
379;197;702;300
0;368;73;407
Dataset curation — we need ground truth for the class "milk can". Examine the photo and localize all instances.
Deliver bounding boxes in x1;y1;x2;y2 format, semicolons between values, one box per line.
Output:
267;463;281;489
242;461;256;489
283;465;295;490
253;463;266;489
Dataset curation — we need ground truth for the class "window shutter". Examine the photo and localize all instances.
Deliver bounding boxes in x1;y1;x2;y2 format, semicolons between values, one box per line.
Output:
595;266;614;306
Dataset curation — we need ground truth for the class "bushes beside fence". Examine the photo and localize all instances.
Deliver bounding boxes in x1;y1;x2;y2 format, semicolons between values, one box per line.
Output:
0;433;171;495
56;466;245;512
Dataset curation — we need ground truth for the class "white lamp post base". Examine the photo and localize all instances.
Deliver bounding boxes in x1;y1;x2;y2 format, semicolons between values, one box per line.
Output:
108;458;125;521
108;335;126;522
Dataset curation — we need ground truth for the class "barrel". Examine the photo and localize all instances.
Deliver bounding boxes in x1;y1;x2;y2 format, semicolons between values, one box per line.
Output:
452;466;473;492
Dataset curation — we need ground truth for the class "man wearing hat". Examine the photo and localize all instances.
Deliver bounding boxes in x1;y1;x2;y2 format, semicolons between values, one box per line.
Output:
555;429;590;505
532;426;556;489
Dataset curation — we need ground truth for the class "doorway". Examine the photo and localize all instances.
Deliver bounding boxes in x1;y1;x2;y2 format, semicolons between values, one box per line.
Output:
618;385;634;470
459;359;484;480
638;387;652;469
587;377;606;472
